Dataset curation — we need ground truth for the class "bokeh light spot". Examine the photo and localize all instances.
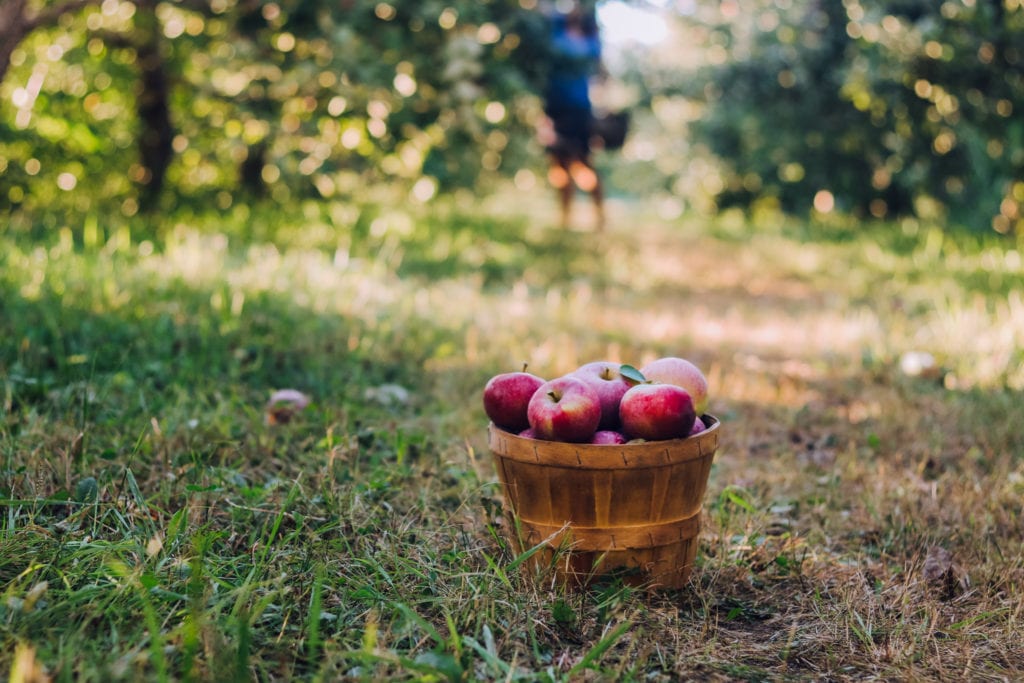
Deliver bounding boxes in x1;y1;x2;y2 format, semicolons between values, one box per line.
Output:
477;23;501;45
514;169;536;190
411;177;437;202
275;32;295;52
484;101;506;123
328;96;347;117
262;165;280;183
439;8;457;30
394;72;417;97
57;173;77;191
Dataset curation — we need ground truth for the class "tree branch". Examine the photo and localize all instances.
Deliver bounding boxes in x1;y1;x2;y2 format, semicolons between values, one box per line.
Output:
174;0;217;16
90;29;138;50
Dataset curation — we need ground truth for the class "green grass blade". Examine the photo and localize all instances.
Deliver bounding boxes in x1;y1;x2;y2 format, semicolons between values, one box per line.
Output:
568;621;632;677
306;565;324;658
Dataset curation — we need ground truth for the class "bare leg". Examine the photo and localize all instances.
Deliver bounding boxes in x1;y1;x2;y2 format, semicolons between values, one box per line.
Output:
548;159;573;229
591;165;605;232
569;159;604;231
559;182;574;229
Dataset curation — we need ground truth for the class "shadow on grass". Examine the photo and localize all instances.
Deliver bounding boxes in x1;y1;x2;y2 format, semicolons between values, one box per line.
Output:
1;285;395;415
392;211;610;289
0;207;612;424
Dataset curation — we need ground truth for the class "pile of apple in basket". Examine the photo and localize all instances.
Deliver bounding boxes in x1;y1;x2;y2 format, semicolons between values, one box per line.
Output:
483;357;709;444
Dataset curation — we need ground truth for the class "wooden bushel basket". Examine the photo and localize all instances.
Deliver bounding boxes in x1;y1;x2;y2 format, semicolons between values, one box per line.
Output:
488;415;720;590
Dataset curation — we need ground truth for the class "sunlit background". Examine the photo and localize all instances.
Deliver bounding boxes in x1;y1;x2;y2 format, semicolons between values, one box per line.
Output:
0;0;1022;234
598;1;670;48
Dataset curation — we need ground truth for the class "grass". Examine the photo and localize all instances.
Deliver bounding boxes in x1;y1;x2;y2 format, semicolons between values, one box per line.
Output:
2;190;1023;681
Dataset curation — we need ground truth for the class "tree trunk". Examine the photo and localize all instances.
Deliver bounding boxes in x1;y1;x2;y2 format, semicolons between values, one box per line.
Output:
132;0;174;212
240;142;268;197
0;0;32;85
0;0;101;85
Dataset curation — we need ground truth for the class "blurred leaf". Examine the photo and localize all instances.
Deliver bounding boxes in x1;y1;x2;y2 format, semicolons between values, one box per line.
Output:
412;651;463;682
74;476;99;503
720;485;755;513
550;598;576;627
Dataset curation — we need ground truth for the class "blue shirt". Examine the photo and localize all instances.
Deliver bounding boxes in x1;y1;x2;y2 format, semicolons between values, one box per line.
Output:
544;15;601;113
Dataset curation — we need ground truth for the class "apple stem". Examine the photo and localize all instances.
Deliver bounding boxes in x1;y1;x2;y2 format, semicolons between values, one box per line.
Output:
547;390;561;402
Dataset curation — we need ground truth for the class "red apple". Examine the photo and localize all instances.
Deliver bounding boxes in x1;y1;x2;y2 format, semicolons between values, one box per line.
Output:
571;361;633;430
619;383;696;441
689;416;706;436
527;375;601;442
640;357;709;415
483;370;545;432
518;428;536;439
590;430;627;445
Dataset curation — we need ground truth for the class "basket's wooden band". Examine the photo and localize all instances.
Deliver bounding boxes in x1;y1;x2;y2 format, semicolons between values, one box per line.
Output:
517;512;701;551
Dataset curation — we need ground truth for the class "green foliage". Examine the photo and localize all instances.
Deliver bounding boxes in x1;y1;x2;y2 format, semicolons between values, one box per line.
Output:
3;0;1024;237
678;0;1024;231
0;0;548;222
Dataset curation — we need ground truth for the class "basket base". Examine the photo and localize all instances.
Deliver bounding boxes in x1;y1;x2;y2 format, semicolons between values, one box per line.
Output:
509;512;702;590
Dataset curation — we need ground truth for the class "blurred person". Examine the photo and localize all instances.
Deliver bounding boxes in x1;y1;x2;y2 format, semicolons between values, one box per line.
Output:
538;3;605;231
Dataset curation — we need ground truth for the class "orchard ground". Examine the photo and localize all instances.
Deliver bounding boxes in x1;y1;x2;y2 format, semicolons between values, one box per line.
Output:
1;192;1023;681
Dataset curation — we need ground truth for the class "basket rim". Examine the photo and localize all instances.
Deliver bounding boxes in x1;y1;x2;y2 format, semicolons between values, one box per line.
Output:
488;414;720;470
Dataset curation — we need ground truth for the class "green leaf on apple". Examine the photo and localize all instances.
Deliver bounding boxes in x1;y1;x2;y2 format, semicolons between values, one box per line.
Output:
619;364;646;385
